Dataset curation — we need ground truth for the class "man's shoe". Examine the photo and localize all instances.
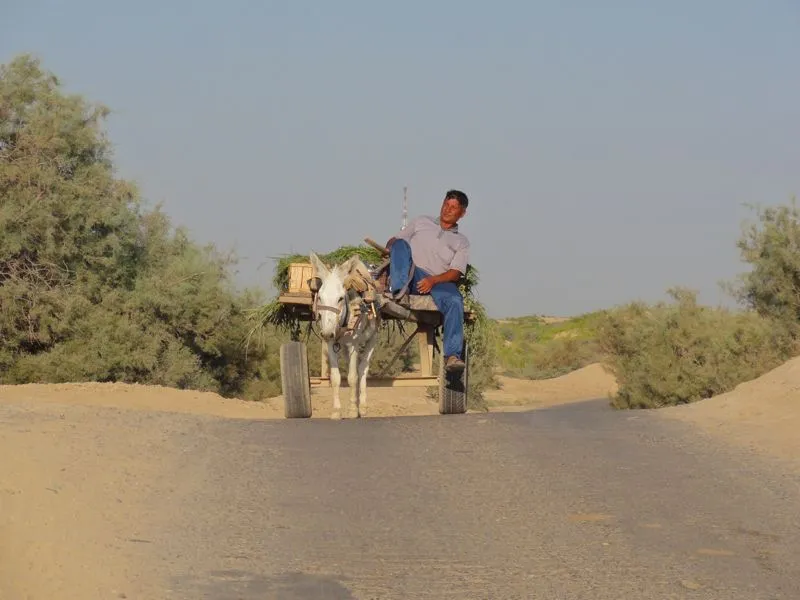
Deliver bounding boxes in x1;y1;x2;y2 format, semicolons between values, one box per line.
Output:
445;355;466;373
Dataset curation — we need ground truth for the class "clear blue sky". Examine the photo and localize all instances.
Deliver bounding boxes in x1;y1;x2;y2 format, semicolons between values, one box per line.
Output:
4;1;799;318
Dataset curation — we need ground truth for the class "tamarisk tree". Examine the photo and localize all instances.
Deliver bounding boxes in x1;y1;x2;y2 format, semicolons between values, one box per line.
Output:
0;54;274;397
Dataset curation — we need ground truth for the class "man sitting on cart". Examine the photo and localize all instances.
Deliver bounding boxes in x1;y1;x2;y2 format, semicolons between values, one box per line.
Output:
384;189;470;373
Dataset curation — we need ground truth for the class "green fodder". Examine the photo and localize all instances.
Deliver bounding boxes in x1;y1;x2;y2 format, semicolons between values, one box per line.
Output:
464;302;500;410
426;300;499;412
270;246;385;292
269;246;479;304
597;287;796;409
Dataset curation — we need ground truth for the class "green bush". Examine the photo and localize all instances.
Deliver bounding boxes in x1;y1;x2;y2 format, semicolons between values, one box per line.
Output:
597;287;794;409
728;199;800;337
503;337;603;380
0;54;273;399
463;302;500;410
494;312;605;380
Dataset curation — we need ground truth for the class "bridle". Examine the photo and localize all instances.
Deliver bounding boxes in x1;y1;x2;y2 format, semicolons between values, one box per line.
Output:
312;286;349;336
309;267;377;346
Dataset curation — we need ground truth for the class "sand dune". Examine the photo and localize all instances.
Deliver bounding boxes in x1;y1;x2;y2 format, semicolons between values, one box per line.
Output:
662;356;800;465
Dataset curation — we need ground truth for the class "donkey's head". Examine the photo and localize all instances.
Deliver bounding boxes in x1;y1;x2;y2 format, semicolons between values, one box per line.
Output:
309;252;364;341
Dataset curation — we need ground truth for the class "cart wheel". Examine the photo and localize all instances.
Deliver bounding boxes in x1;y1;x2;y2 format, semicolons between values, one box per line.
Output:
280;341;312;418
438;341;469;415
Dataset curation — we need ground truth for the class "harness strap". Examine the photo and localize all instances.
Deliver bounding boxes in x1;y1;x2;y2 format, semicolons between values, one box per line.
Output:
313;291;352;342
311;257;382;343
394;261;416;299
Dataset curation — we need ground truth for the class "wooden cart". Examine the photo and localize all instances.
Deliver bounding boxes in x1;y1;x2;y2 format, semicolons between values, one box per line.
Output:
277;258;473;418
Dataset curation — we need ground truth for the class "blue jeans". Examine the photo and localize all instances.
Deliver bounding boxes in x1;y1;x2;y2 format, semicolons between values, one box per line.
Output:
388;239;464;359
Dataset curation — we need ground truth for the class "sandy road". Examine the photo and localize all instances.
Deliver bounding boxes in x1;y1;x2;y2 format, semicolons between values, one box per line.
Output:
2;396;799;599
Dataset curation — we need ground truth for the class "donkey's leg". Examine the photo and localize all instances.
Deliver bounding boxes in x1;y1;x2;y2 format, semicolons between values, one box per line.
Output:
328;342;342;420
357;333;378;418
346;343;360;418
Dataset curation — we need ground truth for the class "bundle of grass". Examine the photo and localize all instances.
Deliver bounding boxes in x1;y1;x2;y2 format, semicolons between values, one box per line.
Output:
270;245;386;294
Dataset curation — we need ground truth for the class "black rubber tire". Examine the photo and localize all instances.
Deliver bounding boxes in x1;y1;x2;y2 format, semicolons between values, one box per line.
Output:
280;341;312;418
438;341;468;415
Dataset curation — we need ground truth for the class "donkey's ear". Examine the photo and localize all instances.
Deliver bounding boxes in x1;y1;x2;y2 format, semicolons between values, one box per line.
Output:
309;251;329;277
337;255;362;277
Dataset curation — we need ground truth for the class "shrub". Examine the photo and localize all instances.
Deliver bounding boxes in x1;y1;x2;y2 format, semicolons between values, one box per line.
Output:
0;54;272;399
503;337;603;380
728;199;800;337
494;312;605;379
597;287;795;409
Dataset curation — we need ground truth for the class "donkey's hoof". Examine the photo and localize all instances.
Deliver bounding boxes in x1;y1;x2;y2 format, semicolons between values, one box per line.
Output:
330;410;341;420
359;407;368;418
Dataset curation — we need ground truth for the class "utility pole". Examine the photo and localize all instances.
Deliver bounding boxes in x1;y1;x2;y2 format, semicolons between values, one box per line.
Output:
402;185;408;230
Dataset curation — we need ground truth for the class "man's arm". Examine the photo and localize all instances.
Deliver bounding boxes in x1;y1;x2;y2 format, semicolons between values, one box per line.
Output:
430;269;463;285
416;268;462;293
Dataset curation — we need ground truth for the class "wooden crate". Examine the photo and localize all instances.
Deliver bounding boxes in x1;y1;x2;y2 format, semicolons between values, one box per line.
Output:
287;262;314;294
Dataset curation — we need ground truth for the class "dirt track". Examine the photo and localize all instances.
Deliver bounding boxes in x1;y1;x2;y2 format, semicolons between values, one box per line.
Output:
2;362;800;597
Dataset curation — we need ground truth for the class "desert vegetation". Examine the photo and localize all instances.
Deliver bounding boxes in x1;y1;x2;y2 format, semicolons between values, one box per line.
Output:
3;52;799;413
495;312;605;380
595;199;800;409
597;287;795;408
491;203;800;409
0;54;287;399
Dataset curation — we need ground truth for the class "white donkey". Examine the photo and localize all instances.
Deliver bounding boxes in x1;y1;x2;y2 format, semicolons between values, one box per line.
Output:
309;251;381;419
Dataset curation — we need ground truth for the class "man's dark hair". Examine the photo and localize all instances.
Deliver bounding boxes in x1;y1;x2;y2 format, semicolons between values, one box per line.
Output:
444;189;469;208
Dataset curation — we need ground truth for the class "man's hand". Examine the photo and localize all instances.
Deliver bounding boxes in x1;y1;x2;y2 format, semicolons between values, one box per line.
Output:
416;269;462;294
416;276;435;294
